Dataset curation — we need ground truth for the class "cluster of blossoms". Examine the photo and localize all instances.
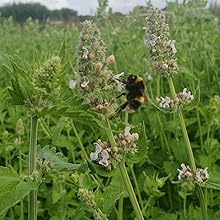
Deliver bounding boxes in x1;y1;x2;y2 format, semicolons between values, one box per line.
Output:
26;56;62;114
158;88;194;109
69;20;119;115
90;125;139;168
177;163;209;183
117;125;139;154
145;8;178;77
36;156;51;173
14;118;24;145
33;56;61;96
90;139;118;169
78;188;107;220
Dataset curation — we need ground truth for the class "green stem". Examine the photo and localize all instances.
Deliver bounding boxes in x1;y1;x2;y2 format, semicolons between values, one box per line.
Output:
28;115;38;220
71;121;89;161
71;121;104;188
118;192;123;220
119;163;144;220
106;119;144;220
39;118;51;138
167;77;208;219
196;109;203;148
197;186;208;220
183;197;187;220
130;165;144;209
19;148;24;220
142;195;153;213
167;77;196;172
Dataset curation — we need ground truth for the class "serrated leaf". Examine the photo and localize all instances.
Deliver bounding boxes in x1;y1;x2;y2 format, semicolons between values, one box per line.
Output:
61;111;107;130
88;161;116;177
0;166;20;192
102;171;123;213
0;166;40;217
37;146;87;173
0;51;13;73
202;172;220;190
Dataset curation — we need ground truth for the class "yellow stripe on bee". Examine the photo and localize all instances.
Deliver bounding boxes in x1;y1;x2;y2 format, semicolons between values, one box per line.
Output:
135;96;145;103
135;76;143;83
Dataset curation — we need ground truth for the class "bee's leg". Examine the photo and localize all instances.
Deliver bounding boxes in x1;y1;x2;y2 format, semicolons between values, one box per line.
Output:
116;92;126;99
128;100;141;110
110;102;128;119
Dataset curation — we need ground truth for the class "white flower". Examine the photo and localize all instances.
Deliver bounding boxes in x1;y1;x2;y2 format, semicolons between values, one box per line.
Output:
182;88;194;100
90;142;102;161
124;125;131;137
82;46;89;59
167;40;177;54
113;72;125;81
145;73;153;81
145;34;158;47
98;149;110;167
177;163;193;180
177;88;194;103
112;72;125;91
80;76;90;88
195;167;209;183
159;96;171;108
69;79;78;89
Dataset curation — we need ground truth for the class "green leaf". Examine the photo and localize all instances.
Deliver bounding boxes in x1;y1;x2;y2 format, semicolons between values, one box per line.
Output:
37;146;88;173
88;161;116;177
143;173;169;198
127;122;149;164
0;166;20;193
202;172;220;190
101;171;123;213
0;166;40;217
61;111;107;130
0;51;13;73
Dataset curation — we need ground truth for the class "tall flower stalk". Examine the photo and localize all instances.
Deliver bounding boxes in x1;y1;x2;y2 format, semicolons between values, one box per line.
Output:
75;20;144;220
27;56;61;220
145;8;208;219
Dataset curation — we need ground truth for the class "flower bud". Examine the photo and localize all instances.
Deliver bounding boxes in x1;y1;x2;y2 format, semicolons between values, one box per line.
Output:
82;34;90;41
16;119;24;136
95;62;103;72
106;55;115;64
88;53;94;60
112;147;118;154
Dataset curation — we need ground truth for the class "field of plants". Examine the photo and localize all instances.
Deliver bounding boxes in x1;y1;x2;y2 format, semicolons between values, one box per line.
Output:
0;1;220;220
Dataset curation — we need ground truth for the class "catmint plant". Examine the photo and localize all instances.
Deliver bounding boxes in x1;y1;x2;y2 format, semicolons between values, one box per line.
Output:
75;20;144;220
1;54;86;220
145;7;208;220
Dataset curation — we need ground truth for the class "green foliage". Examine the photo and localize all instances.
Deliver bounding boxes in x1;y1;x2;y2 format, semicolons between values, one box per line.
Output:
0;166;40;217
37;145;88;173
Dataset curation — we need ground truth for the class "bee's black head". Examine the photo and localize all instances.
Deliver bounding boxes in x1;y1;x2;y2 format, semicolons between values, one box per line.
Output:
127;75;137;83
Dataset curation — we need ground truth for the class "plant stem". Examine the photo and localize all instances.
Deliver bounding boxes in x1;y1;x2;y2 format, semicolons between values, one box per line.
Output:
71;121;89;160
118;192;123;220
105;119;144;220
167;77;208;219
28;115;38;220
130;165;144;209
119;163;144;220
167;77;196;172
197;186;208;220
19;148;24;220
183;197;187;220
71;121;104;188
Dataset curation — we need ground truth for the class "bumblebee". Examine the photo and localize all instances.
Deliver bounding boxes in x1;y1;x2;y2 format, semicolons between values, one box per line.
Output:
113;75;146;117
